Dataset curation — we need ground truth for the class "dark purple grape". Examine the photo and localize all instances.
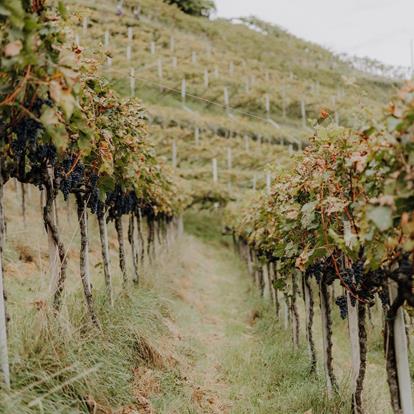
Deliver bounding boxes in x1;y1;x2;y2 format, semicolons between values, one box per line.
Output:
335;295;348;319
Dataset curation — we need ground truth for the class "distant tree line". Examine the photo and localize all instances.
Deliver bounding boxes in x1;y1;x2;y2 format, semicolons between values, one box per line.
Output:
164;0;216;17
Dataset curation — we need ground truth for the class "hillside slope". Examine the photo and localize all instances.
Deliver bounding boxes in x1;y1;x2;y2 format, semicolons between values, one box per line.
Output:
65;0;396;205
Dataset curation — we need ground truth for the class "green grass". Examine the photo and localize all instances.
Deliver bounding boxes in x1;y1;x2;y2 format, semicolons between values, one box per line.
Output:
1;287;173;413
221;303;351;414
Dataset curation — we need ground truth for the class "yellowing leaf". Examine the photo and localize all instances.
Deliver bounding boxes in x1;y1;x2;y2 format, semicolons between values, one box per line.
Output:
40;107;59;126
60;89;76;119
49;80;62;103
367;206;392;232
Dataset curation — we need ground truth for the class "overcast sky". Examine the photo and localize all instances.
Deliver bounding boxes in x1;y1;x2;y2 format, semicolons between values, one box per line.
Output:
215;0;414;68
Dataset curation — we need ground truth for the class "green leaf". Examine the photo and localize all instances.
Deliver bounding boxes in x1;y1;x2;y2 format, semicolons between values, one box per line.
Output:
301;201;317;229
98;175;115;196
273;279;286;291
367;206;392;232
40;107;59;126
58;1;68;19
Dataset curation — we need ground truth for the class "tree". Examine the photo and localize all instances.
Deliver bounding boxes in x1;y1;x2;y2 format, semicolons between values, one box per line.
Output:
164;0;216;18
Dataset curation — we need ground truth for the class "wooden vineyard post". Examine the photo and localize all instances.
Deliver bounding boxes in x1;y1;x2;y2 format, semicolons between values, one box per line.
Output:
194;127;200;145
265;94;270;118
136;209;146;267
388;281;414;414
227;147;232;171
192;51;197;65
291;271;300;350
128;214;139;285
276;261;289;330
319;281;337;395
229;61;234;76
270;261;280;319
283;292;289;330
150;41;155;55
347;293;361;411
266;173;271;195
0;170;10;389
115;216;128;287
76;195;99;328
224;87;229;113
212;159;218;184
301;99;306;127
204;69;209;89
181;79;186;103
97;210;113;305
303;275;316;373
265;263;275;305
82;16;88;35
172;56;177;69
129;68;135;97
178;215;184;237
45;169;60;302
172;141;177;169
126;45;131;61
281;85;287;119
84;203;91;292
157;59;163;80
262;264;270;300
104;30;110;48
127;26;133;42
170;35;175;52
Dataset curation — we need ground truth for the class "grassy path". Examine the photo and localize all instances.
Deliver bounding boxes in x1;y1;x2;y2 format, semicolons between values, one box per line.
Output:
149;213;348;413
163;234;253;412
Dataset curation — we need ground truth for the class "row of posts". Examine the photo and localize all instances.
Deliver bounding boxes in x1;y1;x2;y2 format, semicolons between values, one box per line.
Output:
171;139;272;192
72;22;344;127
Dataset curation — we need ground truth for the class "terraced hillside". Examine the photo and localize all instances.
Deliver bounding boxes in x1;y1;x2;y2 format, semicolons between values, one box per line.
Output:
66;0;397;204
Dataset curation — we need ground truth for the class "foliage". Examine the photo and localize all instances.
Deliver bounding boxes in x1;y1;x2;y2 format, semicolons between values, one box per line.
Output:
0;0;182;219
231;83;414;308
164;0;216;18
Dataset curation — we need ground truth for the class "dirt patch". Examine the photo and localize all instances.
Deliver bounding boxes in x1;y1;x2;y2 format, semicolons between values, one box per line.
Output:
15;243;35;263
133;335;165;368
191;385;231;414
133;367;160;398
247;309;261;326
85;395;154;414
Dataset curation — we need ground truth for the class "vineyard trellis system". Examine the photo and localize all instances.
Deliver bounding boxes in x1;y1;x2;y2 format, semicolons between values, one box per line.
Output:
230;85;414;414
0;0;184;389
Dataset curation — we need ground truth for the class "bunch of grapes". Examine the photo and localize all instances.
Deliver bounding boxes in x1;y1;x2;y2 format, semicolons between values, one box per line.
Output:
353;259;364;285
106;187;139;219
58;156;85;200
12;118;43;157
341;267;355;287
322;261;337;285
335;295;348;319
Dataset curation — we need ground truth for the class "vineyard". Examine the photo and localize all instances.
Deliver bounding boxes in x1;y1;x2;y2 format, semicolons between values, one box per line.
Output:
0;0;413;413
